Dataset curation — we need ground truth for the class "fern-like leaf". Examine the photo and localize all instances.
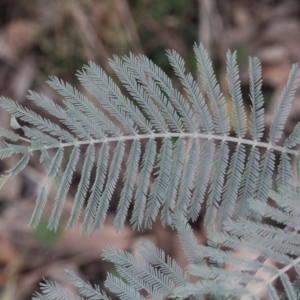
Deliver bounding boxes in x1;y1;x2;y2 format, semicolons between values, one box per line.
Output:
145;137;172;228
194;43;230;135
130;138;156;230
248;57;265;141
226;50;247;138
1;44;298;300
81;143;110;234
48;145;80;231
269;64;300;144
0;44;299;243
204;141;229;227
188;139;215;221
66;270;111;300
161;137;186;226
175;138;201;216
93;140;125;231
67;143;95;229
105;274;145;300
114;139;141;231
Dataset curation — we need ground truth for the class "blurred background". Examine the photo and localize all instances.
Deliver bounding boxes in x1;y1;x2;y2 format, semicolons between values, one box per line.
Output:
0;0;300;298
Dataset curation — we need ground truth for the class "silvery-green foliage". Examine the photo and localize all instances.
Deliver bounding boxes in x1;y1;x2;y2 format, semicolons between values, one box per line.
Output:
1;43;300;299
33;193;300;299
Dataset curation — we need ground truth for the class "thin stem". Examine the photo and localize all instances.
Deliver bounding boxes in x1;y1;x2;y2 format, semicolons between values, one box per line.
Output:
239;224;295;297
19;136;31;143
247;253;300;298
26;132;299;156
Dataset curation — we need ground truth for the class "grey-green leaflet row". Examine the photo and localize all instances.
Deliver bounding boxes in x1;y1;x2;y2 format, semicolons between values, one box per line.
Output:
1;43;300;299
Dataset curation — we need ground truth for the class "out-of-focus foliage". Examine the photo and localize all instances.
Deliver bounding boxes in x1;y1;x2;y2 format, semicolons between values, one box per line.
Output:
1;1;300;299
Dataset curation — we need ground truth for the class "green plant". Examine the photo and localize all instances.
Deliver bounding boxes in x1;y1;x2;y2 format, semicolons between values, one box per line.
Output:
1;43;300;299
